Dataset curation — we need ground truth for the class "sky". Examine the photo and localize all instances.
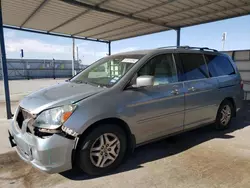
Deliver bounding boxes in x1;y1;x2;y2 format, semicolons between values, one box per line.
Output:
3;15;250;65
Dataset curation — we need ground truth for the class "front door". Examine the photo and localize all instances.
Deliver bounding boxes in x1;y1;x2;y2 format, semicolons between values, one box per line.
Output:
123;53;185;144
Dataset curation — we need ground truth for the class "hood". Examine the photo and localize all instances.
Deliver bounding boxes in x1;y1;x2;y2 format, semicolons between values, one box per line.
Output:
19;81;104;114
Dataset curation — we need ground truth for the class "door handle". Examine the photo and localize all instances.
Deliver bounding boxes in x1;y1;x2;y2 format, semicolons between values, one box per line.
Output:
171;89;179;95
188;87;195;92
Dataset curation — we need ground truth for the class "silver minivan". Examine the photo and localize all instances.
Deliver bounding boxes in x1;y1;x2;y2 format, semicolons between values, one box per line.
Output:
9;46;244;175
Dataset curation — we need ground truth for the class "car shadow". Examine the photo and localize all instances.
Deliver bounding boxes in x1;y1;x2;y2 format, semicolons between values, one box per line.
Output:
60;101;250;181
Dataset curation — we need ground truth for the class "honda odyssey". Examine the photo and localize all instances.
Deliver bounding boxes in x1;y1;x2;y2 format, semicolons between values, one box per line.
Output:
9;46;244;175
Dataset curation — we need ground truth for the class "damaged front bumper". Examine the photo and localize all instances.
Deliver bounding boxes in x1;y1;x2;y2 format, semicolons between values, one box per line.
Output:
9;120;77;174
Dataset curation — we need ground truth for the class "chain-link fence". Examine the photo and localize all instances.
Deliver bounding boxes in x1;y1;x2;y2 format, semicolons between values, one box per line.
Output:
0;59;86;80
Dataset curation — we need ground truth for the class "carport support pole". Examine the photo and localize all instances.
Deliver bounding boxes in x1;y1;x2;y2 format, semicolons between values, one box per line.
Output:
176;27;181;47
108;41;111;55
0;0;12;119
72;38;75;76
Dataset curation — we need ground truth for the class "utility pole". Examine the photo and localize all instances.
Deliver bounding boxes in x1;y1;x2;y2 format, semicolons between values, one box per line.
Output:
72;38;75;76
222;32;227;51
76;46;79;64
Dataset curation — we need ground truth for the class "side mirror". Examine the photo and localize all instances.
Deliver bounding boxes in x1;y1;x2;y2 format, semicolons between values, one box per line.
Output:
136;75;154;87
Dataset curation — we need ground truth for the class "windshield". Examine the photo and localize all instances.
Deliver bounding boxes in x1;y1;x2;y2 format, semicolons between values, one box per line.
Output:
71;54;144;87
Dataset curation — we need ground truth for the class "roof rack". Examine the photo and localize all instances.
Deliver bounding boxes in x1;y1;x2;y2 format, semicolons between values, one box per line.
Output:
157;46;179;49
157;46;218;52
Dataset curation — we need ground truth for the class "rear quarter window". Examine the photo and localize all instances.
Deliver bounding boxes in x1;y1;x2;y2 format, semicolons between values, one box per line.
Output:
205;54;235;77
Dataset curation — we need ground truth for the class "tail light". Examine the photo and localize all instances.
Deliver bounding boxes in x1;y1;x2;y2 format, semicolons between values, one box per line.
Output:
240;80;244;89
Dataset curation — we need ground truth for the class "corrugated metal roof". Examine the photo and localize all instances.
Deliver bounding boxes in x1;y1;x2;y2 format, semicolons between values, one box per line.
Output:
2;0;250;42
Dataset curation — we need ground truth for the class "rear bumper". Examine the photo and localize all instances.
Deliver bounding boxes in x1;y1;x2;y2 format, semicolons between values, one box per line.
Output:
9;120;76;174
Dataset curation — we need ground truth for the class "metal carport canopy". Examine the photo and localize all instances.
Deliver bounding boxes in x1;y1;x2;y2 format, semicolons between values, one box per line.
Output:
1;0;250;119
2;0;250;42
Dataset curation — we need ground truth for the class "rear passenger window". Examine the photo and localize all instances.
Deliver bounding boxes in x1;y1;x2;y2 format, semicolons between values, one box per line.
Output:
179;53;208;81
205;55;235;77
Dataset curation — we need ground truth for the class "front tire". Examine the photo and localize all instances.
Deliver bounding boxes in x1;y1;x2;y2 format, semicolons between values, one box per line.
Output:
76;124;127;175
215;100;234;130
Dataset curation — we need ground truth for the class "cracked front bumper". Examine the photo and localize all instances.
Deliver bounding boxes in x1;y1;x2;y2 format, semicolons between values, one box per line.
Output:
9;120;76;174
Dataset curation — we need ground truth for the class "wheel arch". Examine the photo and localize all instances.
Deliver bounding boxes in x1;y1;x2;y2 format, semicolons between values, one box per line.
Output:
73;117;136;164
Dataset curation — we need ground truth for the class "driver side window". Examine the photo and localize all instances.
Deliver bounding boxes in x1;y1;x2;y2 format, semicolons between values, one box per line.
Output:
138;54;178;85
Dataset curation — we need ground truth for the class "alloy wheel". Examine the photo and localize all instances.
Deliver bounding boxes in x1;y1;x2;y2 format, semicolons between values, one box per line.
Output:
90;133;120;168
220;104;231;126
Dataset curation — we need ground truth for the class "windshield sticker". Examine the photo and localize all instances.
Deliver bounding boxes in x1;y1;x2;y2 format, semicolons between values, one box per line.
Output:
121;58;139;63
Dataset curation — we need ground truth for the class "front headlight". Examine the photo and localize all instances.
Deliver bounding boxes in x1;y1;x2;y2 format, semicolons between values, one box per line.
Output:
34;104;76;129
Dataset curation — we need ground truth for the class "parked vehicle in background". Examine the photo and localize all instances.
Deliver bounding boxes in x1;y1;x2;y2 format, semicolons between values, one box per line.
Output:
9;46;244;175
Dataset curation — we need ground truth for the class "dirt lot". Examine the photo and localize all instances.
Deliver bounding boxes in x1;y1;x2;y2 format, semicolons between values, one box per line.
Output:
0;79;250;188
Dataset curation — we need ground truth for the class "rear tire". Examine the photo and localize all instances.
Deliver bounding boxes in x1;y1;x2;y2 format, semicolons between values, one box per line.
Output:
76;124;127;176
215;100;234;130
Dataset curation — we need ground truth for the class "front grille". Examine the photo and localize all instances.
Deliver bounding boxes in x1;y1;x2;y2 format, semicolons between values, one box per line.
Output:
16;107;35;133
